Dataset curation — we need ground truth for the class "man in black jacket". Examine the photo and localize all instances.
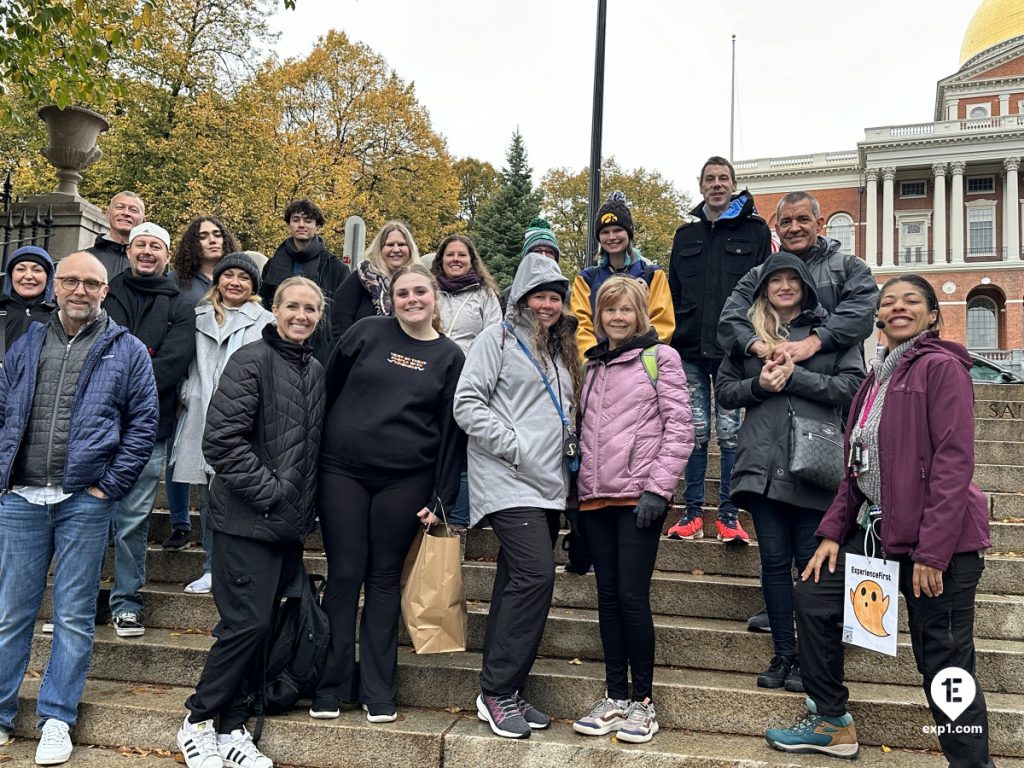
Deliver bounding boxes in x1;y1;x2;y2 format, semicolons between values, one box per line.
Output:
103;222;197;639
667;156;773;544
260;198;349;363
86;191;146;279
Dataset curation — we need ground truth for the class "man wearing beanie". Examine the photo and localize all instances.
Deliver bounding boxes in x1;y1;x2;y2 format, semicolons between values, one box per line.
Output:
103;222;197;638
87;191;146;278
666;156;772;546
569;191;674;361
0;245;57;357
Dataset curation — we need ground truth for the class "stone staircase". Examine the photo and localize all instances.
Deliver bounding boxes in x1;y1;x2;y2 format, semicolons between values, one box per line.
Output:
5;382;1024;767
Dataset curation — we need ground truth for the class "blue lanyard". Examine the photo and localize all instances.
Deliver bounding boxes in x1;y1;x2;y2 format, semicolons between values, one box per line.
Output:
502;320;570;429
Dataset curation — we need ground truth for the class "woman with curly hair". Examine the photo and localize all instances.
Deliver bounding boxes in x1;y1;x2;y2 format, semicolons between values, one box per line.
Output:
331;221;418;337
171;216;240;307
454;252;581;739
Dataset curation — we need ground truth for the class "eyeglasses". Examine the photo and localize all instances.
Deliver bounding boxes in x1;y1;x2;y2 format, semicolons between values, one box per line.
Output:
56;277;106;294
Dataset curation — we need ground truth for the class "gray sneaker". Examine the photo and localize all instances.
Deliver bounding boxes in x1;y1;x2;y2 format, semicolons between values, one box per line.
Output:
476;693;531;739
113;612;144;638
617;701;659;743
514;692;550;729
573;697;629;736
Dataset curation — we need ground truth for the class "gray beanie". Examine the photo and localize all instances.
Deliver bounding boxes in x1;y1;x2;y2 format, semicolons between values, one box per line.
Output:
213;252;261;293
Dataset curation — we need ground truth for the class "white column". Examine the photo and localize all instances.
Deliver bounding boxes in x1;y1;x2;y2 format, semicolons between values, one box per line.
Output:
865;169;879;266
882;167;896;267
1006;156;1021;260
932;163;947;264
950;161;966;264
1000;94;1011;117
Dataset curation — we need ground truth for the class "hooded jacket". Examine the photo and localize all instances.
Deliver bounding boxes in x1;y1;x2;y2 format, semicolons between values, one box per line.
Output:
718;236;877;358
0;246;57;356
669;192;773;360
439;282;502;354
203;325;325;543
86;234;130;279
171;300;274;483
454;253;574;525
816;333;990;571
577;329;694;503
716;253;866;512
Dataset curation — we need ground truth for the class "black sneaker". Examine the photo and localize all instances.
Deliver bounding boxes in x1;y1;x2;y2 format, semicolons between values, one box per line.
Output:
784;660;805;692
747;606;771;633
113;612;145;638
756;655;793;689
309;695;340;719
162;529;191;550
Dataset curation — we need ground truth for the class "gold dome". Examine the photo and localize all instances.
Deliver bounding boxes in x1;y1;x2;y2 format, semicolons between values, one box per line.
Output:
961;0;1024;65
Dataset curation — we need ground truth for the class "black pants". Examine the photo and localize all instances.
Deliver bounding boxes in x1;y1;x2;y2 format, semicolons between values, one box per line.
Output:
795;531;995;768
579;505;663;701
186;532;302;732
316;468;433;707
480;507;556;696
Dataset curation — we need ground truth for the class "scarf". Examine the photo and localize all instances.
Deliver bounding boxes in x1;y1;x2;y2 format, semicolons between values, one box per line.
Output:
850;333;923;509
357;259;392;317
264;236;327;287
436;270;481;294
114;273;180;353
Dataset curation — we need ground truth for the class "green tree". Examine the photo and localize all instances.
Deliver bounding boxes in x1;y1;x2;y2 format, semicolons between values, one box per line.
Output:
540;158;692;276
470;131;541;288
453;157;500;230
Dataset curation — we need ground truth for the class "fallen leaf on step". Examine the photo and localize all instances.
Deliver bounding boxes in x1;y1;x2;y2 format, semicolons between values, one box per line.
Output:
444;707;463;714
0;754;14;762
569;658;582;666
170;632;180;637
1004;551;1021;558
881;745;892;753
174;753;186;764
690;569;705;576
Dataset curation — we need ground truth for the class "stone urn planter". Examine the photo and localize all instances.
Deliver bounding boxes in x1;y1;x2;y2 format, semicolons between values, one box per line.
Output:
38;105;110;197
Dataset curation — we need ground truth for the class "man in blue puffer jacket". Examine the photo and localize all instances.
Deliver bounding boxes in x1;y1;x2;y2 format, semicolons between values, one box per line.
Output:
0;251;158;766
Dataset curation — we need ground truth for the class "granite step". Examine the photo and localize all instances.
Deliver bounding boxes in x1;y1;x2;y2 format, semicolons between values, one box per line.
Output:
16;676;1018;768
975;418;1023;442
992;493;1024;520
977;440;1024;466
977;399;1024;420
973;382;1024;401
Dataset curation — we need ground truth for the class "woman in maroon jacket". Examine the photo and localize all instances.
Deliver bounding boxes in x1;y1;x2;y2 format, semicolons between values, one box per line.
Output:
765;275;994;768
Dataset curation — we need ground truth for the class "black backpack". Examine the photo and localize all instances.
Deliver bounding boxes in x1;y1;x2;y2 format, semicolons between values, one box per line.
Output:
261;569;330;716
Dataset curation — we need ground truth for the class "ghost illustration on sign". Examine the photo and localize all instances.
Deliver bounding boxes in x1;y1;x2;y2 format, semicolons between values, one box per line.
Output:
850;579;890;637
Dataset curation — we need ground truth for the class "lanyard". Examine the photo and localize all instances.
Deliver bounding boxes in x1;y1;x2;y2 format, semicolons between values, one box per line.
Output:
502;321;570;430
857;382;882;429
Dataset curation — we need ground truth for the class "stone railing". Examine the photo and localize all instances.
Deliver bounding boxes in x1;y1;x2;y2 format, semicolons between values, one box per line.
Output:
865;115;1024;141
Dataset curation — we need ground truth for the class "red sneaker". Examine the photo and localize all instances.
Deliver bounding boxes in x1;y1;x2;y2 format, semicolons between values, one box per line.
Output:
666;516;704;540
716;515;750;544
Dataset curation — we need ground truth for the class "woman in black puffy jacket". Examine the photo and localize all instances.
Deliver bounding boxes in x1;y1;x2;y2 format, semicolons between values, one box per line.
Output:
174;276;326;768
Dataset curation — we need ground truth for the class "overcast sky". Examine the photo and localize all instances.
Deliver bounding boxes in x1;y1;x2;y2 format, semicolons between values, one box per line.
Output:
270;0;981;203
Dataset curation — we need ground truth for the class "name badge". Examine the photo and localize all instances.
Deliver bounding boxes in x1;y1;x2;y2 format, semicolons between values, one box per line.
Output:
842;553;899;656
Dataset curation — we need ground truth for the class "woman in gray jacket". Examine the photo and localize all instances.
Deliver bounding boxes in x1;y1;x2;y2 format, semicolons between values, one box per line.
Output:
169;253;274;594
454;252;581;740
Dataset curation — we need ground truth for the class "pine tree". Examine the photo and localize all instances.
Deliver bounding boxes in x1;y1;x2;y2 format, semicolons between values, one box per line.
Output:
470;131;542;288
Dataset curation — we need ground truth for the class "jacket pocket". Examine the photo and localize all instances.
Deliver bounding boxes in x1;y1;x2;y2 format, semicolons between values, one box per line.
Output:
724;238;756;275
676;243;703;277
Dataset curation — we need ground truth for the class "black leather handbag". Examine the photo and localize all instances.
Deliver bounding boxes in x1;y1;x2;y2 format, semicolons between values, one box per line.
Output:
787;397;845;492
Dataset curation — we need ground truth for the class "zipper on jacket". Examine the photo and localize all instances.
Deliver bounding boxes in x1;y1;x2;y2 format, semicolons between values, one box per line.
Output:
45;338;75;487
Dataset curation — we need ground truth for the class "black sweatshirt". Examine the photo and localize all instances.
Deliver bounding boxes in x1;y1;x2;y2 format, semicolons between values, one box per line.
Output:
321;316;467;512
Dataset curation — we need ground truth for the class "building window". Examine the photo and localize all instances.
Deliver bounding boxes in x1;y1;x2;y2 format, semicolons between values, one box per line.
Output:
967;297;998;349
967;206;996;255
900;221;927;264
827;213;854;256
967;175;995;193
900;180;926;198
968;104;991;119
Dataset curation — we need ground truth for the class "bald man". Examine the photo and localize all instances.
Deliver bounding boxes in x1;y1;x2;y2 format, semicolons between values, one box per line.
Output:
0;251;158;765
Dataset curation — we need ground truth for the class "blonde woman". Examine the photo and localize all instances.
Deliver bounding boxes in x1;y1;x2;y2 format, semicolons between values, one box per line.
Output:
572;276;693;744
170;253;274;594
331;221;419;337
716;252;863;693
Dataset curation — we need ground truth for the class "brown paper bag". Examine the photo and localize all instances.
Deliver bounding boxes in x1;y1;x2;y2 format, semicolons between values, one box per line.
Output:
400;523;467;654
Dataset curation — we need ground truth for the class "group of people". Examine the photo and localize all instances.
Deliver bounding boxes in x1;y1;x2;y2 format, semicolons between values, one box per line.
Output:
0;154;995;768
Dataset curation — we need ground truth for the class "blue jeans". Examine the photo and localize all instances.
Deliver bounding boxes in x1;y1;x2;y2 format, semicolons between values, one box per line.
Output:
0;490;113;729
165;445;191;534
109;442;164;618
680;358;740;518
746;495;822;657
449;471;470;527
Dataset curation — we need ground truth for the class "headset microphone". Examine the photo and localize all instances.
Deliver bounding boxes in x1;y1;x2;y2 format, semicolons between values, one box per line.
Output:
875;320;886;329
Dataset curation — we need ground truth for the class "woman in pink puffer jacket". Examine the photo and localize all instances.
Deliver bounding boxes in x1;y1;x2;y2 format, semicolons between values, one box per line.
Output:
571;276;694;745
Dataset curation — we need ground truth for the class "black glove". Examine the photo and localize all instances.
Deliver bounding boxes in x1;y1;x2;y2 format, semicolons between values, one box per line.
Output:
633;491;667;529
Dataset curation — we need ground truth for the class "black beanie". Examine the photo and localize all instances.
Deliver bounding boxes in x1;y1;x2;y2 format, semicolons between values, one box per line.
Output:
526;280;569;302
595;191;634;239
213;252;262;293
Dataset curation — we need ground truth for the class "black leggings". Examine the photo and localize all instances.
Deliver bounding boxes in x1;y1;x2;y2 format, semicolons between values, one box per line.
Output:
579;505;663;702
315;468;434;707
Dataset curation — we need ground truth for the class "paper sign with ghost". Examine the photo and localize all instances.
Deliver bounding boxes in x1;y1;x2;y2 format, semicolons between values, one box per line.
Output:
842;553;899;656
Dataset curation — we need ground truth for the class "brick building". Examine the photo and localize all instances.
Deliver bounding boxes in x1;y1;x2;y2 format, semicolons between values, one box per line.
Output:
736;0;1024;369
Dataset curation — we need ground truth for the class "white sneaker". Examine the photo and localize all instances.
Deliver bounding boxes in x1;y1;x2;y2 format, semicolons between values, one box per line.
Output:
218;727;272;768
0;725;11;745
176;717;224;768
35;719;72;765
185;573;213;594
41;623;54;634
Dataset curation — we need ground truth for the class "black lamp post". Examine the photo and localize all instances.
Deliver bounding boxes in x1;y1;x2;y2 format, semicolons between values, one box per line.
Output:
585;0;607;268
